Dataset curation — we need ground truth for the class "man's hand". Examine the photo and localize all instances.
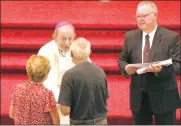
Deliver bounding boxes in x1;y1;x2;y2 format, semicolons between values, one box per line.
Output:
125;64;137;75
145;63;162;73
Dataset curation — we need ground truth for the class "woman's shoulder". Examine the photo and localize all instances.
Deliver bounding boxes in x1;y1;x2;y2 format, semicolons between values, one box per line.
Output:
41;86;54;95
13;81;28;91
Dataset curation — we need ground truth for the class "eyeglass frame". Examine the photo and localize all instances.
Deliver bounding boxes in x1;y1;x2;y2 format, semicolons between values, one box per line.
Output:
136;12;156;19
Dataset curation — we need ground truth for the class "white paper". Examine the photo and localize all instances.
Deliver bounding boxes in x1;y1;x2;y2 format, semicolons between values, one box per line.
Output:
127;62;150;68
136;59;172;74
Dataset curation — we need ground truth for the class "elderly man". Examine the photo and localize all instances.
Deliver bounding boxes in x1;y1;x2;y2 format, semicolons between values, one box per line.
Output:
37;21;91;124
118;1;180;125
58;38;109;125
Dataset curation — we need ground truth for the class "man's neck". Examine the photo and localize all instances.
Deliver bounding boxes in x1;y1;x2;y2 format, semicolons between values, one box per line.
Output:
72;58;87;64
144;24;157;33
58;48;66;53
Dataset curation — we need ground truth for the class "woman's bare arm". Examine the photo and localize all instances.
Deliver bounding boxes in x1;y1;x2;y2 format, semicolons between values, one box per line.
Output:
9;105;15;119
50;105;60;125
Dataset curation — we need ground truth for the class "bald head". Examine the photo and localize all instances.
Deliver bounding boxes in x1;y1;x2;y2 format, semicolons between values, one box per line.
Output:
70;37;91;61
54;24;75;38
137;1;158;13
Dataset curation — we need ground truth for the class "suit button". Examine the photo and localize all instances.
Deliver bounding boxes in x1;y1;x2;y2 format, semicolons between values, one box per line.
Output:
140;88;143;91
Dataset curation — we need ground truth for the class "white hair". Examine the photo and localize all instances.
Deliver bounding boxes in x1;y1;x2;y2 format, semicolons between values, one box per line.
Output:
138;1;158;13
70;37;91;60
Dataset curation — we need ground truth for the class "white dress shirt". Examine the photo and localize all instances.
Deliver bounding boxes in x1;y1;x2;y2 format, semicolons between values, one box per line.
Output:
142;25;158;63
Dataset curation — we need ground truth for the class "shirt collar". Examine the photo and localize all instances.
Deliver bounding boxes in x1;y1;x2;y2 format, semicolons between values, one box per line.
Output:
58;49;71;57
143;25;158;38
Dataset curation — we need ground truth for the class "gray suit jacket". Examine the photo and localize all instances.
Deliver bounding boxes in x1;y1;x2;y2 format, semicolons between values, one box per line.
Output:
118;26;181;114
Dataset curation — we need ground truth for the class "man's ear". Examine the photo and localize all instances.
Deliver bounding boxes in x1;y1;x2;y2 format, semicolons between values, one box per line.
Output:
154;12;158;18
74;33;76;38
90;50;92;55
52;33;56;40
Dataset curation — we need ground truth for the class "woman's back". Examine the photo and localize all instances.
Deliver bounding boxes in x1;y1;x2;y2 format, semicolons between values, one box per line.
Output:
11;81;56;125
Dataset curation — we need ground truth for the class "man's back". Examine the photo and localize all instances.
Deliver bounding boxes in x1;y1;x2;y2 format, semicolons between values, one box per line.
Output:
59;61;109;120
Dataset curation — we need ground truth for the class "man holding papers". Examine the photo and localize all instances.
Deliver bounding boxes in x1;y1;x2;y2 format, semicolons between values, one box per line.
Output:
118;1;180;125
128;59;173;74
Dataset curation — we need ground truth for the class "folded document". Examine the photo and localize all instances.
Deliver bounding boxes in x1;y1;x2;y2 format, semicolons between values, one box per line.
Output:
136;59;172;74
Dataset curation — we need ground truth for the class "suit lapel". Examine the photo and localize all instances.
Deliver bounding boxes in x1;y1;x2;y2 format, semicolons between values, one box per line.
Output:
135;29;142;63
149;26;163;61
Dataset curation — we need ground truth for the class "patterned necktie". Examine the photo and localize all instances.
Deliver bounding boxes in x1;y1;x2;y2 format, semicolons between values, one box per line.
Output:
143;34;150;63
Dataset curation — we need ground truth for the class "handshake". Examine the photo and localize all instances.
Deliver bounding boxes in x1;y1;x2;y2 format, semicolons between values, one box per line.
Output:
125;59;172;75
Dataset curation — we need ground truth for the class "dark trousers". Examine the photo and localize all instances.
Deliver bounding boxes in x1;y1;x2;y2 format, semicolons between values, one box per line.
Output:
70;116;107;125
132;91;176;125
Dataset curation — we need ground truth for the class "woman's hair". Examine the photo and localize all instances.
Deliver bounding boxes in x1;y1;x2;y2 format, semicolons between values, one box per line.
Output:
26;55;50;83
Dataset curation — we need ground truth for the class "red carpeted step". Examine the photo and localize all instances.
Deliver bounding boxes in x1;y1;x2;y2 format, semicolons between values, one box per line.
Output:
1;29;125;52
1;29;180;52
1;52;120;74
1;1;181;125
1;74;180;125
2;52;181;75
1;1;180;29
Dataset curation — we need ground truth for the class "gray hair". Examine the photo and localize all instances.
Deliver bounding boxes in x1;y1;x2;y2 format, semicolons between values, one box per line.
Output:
138;1;158;13
70;37;91;60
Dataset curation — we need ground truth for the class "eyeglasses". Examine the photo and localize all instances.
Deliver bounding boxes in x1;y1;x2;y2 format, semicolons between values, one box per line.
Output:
136;12;155;19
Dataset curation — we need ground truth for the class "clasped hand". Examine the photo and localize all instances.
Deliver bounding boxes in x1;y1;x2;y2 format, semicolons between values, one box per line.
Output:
125;63;162;75
125;65;137;75
145;63;162;73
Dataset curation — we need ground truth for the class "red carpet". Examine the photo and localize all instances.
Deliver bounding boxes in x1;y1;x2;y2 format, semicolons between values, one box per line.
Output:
1;1;180;29
1;1;180;125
